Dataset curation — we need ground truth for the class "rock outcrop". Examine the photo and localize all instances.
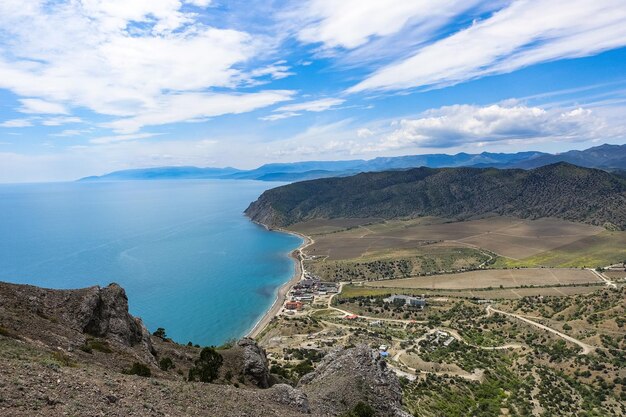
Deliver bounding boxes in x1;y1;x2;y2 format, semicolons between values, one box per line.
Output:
236;337;272;388
299;344;411;417
267;384;311;414
76;283;154;354
0;282;154;363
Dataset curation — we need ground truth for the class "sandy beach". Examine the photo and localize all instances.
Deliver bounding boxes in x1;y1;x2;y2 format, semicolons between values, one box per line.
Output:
247;229;312;339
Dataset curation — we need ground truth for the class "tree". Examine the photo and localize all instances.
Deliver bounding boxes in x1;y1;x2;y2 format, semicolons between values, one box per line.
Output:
188;347;223;383
152;327;167;339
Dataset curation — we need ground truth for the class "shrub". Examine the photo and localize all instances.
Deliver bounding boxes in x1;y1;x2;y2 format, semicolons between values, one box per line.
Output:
341;402;375;417
188;347;223;383
153;327;167;339
82;338;112;353
159;357;174;371
126;362;151;377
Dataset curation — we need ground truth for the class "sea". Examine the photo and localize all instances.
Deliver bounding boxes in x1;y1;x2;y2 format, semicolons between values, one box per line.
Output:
0;180;302;346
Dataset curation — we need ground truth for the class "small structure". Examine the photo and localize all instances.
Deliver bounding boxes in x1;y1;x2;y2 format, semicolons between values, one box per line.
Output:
379;351;389;358
383;294;426;308
379;345;388;352
344;314;359;320
285;301;303;311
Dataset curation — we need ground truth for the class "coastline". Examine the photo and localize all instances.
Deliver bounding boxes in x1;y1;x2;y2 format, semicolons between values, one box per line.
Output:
246;222;313;339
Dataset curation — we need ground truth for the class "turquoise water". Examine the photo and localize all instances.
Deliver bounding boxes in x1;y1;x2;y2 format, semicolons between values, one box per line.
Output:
0;180;302;346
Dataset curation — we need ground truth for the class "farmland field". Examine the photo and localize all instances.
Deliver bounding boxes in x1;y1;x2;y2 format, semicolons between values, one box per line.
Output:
288;216;626;277
338;283;604;300
363;268;601;289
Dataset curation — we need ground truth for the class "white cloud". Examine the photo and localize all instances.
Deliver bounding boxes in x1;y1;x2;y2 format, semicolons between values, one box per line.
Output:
185;0;212;7
0;0;290;132
275;98;345;113
357;128;374;138
260;112;301;121
349;0;626;93
371;103;610;150
19;99;68;115
90;133;162;144
262;97;345;120
295;0;480;50
41;117;83;126
0;119;33;128
103;90;294;133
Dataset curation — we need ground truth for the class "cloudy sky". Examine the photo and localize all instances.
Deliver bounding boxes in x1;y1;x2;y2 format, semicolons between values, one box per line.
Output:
1;0;626;182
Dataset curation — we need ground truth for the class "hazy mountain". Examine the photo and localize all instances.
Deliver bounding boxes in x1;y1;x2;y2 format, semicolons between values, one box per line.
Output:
80;144;625;183
245;163;626;230
496;144;626;170
79;166;241;181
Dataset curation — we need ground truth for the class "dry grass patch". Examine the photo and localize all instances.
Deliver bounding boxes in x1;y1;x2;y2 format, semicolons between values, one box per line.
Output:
365;268;600;290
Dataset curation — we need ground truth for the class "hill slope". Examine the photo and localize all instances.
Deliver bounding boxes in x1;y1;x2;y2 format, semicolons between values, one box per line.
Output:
245;163;626;230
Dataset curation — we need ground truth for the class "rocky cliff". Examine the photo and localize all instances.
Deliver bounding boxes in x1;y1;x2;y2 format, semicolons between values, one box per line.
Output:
0;281;410;416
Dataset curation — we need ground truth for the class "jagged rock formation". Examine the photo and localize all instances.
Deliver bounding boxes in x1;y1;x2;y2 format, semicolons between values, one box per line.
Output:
78;283;153;351
268;384;311;414
299;344;411;417
0;281;412;416
0;282;155;363
237;337;272;388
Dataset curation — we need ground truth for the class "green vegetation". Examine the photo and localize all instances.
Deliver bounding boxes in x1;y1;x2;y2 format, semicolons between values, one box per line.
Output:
152;327;167;339
80;338;113;354
159;357;175;371
126;362;151;377
340;402;375;417
188;347;223;383
306;246;491;281
247;163;626;229
492;231;626;268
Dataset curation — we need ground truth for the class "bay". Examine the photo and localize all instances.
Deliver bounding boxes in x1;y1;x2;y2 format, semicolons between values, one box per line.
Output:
0;180;301;346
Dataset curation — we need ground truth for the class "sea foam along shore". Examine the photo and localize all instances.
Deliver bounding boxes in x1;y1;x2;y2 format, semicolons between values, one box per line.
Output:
246;222;313;339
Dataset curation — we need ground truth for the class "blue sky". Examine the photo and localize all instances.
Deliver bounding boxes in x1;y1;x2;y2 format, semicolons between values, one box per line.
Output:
1;0;626;182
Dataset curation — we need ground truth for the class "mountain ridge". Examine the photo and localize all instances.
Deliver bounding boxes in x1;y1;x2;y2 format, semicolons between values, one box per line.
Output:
245;162;626;230
80;143;626;183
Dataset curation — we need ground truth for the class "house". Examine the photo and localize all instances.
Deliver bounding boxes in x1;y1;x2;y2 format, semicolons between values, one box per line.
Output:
344;314;359;320
383;294;426;308
285;301;303;311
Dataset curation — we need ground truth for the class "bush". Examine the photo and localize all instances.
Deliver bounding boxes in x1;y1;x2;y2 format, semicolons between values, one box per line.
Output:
82;338;112;353
126;362;151;377
159;357;175;371
153;327;167;339
188;347;223;383
341;402;375;417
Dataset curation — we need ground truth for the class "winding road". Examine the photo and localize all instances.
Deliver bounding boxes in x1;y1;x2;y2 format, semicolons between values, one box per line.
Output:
486;305;595;355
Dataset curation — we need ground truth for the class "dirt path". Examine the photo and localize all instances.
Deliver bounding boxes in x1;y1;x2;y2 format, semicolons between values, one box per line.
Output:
588;268;617;289
487;306;595;355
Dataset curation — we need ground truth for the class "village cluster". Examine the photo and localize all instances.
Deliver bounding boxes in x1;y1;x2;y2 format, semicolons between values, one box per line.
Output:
284;271;339;314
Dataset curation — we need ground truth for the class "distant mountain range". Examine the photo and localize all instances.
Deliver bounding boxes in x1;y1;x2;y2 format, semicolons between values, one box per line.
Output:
245;163;626;230
80;143;626;183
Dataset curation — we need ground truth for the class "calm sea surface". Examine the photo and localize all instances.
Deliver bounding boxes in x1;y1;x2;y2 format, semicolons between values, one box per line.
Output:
0;180;301;346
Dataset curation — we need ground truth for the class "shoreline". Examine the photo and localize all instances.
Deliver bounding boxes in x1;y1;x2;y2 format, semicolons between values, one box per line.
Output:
246;222;313;339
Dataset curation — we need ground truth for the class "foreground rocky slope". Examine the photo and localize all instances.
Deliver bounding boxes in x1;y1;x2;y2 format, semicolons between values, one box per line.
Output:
245;162;626;230
0;281;409;416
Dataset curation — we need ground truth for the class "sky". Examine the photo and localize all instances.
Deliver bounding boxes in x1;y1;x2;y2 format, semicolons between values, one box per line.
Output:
1;0;626;182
